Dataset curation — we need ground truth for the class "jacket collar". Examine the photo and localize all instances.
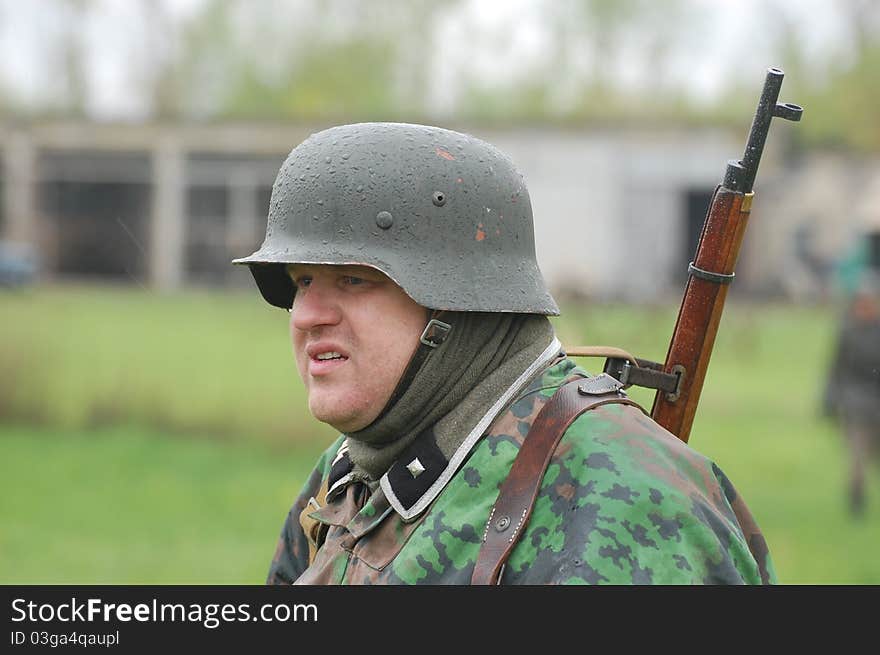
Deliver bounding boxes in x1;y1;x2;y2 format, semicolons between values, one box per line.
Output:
323;337;567;521
380;336;562;521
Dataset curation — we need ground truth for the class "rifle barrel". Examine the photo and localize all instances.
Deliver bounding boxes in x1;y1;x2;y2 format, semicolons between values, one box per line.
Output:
723;68;803;193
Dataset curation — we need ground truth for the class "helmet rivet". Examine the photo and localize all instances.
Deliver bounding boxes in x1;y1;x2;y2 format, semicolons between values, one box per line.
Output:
432;191;446;207
376;211;393;229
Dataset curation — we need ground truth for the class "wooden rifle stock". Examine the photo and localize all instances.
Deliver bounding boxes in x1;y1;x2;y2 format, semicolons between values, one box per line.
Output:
651;68;803;442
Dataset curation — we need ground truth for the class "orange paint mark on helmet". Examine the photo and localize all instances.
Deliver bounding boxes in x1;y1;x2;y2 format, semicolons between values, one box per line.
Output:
436;148;455;161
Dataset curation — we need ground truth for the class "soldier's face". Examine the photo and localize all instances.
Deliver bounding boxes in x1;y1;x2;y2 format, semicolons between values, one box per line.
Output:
287;264;426;433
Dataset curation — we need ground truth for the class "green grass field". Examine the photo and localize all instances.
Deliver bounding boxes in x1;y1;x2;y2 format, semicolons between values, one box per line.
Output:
0;423;324;584
2;285;879;583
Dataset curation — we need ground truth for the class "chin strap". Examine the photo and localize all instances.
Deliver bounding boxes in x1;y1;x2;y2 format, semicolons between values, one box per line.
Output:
419;311;453;348
368;310;454;426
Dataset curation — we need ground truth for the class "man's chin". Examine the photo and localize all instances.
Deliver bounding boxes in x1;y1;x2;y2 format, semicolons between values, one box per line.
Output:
308;401;370;434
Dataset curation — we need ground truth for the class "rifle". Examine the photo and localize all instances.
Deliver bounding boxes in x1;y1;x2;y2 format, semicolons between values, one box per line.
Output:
569;67;803;443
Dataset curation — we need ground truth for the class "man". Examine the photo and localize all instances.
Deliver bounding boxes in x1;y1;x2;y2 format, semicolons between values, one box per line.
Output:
824;228;880;515
234;122;775;584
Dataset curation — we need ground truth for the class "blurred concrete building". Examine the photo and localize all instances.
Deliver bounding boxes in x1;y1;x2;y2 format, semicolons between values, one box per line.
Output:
0;120;848;301
739;152;880;301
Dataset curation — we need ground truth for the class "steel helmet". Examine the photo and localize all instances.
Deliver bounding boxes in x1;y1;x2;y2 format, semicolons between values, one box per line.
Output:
233;122;559;315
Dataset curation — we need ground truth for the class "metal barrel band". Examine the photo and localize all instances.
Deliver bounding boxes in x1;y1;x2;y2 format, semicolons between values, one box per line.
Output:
687;261;735;285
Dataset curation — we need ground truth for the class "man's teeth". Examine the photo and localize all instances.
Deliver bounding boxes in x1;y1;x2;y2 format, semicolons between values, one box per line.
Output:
316;352;344;361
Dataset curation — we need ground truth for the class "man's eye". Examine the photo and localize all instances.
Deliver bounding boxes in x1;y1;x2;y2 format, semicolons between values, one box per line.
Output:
343;276;366;286
294;276;312;289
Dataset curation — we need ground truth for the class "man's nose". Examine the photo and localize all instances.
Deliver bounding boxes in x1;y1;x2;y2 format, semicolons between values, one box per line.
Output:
290;287;342;331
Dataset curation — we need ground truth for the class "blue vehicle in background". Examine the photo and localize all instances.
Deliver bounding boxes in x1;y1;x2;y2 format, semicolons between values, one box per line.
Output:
0;240;39;287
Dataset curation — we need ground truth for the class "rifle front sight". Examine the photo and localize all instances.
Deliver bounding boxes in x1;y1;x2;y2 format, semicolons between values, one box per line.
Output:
723;67;803;194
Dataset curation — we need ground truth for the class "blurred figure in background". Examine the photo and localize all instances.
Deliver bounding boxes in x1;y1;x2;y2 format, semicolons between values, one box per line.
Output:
824;222;880;516
0;241;40;288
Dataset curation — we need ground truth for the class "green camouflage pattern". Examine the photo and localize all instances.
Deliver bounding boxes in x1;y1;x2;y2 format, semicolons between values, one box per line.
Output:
267;358;776;584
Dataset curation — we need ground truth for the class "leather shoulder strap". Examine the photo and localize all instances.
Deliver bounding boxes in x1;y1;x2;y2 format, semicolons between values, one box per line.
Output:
471;374;644;585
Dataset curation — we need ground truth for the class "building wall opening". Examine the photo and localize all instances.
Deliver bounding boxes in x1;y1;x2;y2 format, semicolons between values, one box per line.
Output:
682;187;714;282
185;153;282;287
38;150;151;282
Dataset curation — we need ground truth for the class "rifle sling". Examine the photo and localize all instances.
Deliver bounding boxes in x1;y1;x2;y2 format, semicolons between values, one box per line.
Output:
603;357;680;394
471;375;643;585
567;347;680;395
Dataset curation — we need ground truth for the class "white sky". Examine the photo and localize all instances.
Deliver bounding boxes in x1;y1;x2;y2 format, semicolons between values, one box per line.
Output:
0;0;852;119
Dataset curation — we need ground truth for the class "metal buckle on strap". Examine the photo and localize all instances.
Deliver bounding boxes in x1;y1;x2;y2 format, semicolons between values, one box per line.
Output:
419;319;452;348
603;357;682;395
577;373;625;396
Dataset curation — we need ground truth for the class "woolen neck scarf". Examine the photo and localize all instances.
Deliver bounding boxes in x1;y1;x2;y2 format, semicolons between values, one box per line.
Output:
346;312;556;479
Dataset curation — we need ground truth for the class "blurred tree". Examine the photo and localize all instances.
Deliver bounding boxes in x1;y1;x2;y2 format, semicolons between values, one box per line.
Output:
221;33;397;121
0;76;10;118
795;0;880;151
751;0;880;152
0;2;8;116
3;0;879;152
147;0;462;122
458;0;696;124
140;0;184;120
58;0;91;118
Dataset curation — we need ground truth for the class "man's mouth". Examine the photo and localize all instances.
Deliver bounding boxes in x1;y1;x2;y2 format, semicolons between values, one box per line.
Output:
315;351;346;361
305;343;350;374
308;348;350;375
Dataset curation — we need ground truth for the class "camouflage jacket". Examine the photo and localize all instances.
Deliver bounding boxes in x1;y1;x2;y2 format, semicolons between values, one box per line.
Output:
267;357;776;584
